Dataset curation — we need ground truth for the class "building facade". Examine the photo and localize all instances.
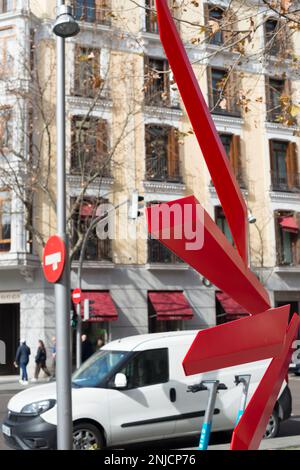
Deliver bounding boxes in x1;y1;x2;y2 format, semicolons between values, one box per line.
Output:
0;0;299;375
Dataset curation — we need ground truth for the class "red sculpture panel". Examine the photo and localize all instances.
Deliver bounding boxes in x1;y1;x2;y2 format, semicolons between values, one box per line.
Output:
147;0;300;450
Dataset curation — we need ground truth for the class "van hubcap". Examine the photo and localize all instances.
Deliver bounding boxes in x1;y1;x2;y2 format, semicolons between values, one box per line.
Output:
73;429;98;450
264;415;275;439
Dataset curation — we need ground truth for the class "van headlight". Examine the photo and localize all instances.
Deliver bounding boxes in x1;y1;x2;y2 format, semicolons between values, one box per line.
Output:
21;400;56;415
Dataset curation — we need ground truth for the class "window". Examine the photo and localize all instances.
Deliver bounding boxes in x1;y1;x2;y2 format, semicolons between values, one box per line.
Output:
71;116;110;177
0;28;15;78
215;206;234;245
204;4;237;47
219;133;244;187
0;107;12;151
0;191;11;252
147;201;183;264
270;140;299;192
264;18;292;57
208;6;223;45
120;349;169;389
275;212;300;266
73;0;111;25
72;350;129;388
74;46;102;98
145;0;177;34
72;198;112;262
145;125;181;182
207;68;241;117
0;1;14;14
265;77;293;123
144;57;170;107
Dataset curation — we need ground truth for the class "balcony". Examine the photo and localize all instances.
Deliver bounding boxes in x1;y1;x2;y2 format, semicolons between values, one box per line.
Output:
148;239;183;264
73;238;112;262
271;172;300;193
145;164;182;184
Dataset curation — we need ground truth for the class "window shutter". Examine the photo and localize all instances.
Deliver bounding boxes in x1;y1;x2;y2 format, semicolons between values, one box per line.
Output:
94;120;109;175
207;67;214;110
203;3;210;41
95;0;110;23
71;116;78;172
265;76;271;118
163;59;170;105
286;142;298;189
92;48;101;90
223;7;237;47
282;21;293;56
230;135;241;180
74;44;81;94
167;127;180;180
283;77;292;97
96;120;108;157
225;71;240;116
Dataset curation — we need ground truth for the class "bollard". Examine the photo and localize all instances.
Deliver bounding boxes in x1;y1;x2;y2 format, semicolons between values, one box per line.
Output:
188;380;228;451
235;375;251;425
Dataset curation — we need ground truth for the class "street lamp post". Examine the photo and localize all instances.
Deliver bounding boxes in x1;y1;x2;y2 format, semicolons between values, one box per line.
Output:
53;1;79;450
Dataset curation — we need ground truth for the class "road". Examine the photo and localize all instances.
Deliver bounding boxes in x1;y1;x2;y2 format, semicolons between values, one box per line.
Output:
0;376;299;450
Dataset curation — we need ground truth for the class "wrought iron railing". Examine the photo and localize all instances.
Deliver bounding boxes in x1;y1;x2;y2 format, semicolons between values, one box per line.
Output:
148;239;183;264
271;172;300;192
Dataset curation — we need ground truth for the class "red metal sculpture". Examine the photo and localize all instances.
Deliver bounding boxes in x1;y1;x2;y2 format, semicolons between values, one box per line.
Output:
146;0;300;450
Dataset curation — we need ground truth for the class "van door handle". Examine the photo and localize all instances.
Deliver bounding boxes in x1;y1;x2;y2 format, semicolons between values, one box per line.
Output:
170;388;176;403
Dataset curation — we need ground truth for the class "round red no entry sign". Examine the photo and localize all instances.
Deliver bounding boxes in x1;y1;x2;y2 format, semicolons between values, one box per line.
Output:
43;235;66;284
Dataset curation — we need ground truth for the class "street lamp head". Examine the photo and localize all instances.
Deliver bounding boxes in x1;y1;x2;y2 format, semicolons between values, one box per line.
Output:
248;211;257;224
53;5;80;38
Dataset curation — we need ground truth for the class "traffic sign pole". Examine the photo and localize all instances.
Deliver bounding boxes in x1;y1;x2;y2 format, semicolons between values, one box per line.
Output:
54;2;73;449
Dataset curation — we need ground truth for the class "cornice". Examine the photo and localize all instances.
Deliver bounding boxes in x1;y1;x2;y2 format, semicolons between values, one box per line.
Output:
143;105;183;120
143;180;186;194
269;191;300;204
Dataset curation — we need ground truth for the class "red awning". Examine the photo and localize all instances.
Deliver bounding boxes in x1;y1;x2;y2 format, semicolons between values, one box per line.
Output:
279;217;299;234
148;292;194;321
79;291;118;322
216;292;249;315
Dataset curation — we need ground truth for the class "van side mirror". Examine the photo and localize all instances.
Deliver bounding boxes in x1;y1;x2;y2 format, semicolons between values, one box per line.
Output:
114;373;127;389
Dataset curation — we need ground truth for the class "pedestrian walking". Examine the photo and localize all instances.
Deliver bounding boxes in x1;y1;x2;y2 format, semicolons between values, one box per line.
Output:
32;340;51;382
14;339;31;385
50;336;56;378
81;334;94;363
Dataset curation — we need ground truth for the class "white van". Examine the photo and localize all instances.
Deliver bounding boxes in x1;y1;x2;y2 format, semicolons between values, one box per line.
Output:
2;331;292;450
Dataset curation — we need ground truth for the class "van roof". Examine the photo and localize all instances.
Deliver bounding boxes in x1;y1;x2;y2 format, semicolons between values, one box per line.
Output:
102;330;200;352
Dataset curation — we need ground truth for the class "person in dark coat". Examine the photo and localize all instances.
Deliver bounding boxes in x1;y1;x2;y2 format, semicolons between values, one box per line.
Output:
81;335;94;363
32;340;51;381
15;340;31;385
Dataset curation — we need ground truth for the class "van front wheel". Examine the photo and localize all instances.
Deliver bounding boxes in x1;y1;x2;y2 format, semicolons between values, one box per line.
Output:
73;422;105;450
264;410;280;439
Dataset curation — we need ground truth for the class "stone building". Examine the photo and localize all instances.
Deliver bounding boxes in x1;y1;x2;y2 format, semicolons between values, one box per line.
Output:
0;0;299;375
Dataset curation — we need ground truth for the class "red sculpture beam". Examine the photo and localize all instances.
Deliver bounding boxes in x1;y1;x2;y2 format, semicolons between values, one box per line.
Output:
182;306;290;375
154;0;248;264
231;314;300;450
147;196;270;315
150;0;299;451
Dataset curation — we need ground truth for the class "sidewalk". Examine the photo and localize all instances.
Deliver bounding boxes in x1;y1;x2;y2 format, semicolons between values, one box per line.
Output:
0;376;51;393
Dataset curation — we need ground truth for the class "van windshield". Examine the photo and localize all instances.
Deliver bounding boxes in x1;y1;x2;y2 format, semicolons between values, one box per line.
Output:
72;350;128;388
